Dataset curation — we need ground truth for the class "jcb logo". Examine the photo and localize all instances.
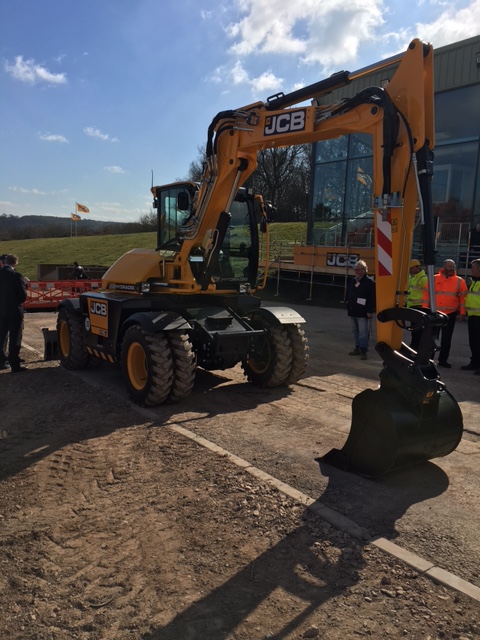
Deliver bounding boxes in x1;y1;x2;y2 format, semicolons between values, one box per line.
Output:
90;301;107;316
264;110;306;136
326;253;359;268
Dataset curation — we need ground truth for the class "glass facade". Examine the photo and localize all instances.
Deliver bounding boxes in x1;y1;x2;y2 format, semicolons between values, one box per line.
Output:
310;83;480;251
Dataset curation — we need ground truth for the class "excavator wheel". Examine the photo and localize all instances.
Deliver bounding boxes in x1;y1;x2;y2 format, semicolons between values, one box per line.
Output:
242;314;293;388
57;307;89;370
166;330;196;403
121;325;174;407
284;323;309;385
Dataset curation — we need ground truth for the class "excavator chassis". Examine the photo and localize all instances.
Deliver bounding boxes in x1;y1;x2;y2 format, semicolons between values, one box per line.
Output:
56;291;309;407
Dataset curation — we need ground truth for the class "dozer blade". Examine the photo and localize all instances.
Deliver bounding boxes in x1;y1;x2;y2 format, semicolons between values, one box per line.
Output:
322;383;463;478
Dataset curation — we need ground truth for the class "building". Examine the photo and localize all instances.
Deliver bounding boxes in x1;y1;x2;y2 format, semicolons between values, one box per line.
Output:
309;36;480;267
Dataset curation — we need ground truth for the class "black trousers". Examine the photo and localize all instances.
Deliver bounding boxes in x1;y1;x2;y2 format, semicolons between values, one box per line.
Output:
0;309;24;368
467;314;480;366
437;311;458;364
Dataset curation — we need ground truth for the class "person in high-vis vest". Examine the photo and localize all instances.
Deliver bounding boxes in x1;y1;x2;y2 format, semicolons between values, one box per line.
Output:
422;259;467;368
407;259;428;351
461;258;480;374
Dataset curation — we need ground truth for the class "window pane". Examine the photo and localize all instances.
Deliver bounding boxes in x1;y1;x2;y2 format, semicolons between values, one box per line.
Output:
432;141;479;222
349;133;373;158
315;136;348;163
435;85;480;142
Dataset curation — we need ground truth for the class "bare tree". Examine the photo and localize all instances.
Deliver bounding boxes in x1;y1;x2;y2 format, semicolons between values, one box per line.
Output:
247;145;311;222
138;210;157;230
184;145;207;183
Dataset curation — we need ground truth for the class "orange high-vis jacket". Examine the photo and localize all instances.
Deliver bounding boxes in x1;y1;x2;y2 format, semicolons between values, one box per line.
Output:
422;268;467;315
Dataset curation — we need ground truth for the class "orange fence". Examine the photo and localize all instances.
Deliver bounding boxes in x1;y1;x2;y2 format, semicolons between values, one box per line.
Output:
25;280;103;311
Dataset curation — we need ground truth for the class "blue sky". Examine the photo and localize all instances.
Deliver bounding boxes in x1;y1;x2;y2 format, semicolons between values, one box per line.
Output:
1;0;479;222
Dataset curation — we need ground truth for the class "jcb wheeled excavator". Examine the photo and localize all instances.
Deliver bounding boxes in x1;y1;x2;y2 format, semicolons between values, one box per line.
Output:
57;39;462;476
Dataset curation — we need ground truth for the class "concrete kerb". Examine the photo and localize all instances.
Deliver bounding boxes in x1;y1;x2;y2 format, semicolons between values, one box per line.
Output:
171;424;480;604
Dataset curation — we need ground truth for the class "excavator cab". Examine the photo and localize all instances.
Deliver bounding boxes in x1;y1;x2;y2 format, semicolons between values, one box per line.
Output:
152;182;267;293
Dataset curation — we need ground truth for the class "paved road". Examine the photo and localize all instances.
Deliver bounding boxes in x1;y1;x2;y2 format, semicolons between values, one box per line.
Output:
22;304;480;590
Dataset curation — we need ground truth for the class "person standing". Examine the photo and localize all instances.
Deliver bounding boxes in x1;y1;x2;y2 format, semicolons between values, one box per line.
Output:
468;222;480;261
0;254;28;373
406;259;428;351
461;258;480;374
0;254;7;367
70;261;88;279
422;259;467;368
345;259;375;360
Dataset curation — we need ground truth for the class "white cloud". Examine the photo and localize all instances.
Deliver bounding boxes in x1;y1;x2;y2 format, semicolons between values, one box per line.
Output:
104;166;125;174
39;133;68;143
226;0;383;66
209;60;283;96
225;0;480;71
9;186;47;196
413;0;480;47
4;55;67;85
84;127;119;143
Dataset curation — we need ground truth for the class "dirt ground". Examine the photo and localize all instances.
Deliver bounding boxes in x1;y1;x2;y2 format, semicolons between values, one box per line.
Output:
1;303;480;640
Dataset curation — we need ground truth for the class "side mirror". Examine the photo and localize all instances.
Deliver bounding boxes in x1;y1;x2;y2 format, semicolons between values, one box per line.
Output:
177;192;190;211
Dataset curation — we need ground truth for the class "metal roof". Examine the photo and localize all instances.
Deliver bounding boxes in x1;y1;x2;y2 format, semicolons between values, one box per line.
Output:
316;35;480;103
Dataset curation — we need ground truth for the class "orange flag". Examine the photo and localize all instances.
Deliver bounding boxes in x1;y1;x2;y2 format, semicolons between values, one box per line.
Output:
76;202;89;213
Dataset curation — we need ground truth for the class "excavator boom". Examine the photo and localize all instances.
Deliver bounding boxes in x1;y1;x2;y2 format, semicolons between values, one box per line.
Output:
184;38;462;476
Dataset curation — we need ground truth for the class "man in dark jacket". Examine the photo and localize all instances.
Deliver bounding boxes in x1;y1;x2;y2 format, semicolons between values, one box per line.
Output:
0;254;28;372
70;261;88;279
345;259;376;360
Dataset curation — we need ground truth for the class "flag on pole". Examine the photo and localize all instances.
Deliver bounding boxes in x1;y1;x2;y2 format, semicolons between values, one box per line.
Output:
71;213;81;221
357;166;372;187
76;202;89;213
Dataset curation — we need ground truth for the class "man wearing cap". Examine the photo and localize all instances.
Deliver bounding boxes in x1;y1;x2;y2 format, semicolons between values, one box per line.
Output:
422;259;467;368
407;259;428;351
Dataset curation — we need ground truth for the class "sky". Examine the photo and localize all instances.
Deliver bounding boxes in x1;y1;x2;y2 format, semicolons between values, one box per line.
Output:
1;0;479;223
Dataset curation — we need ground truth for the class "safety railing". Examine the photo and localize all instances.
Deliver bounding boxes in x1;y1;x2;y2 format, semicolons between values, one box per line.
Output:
25;280;103;310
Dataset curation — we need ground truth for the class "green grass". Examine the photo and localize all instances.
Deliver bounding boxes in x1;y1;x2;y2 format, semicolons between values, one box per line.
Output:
0;232;157;281
269;222;307;245
0;222;307;281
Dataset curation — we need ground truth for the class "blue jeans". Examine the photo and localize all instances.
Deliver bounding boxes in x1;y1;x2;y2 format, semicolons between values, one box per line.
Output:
350;316;370;351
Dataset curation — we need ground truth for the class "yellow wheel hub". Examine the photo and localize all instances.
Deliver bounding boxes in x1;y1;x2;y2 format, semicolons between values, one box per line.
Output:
127;342;147;391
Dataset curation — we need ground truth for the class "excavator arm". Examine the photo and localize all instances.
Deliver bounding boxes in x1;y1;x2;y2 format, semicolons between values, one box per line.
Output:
179;38;462;476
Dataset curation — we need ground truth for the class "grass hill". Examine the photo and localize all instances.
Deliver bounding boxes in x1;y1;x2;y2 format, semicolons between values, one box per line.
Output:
1;223;307;281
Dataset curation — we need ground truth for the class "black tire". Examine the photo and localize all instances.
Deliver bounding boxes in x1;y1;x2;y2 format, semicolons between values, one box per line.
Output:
167;331;196;403
57;307;89;370
241;315;293;388
285;323;309;385
121;325;174;407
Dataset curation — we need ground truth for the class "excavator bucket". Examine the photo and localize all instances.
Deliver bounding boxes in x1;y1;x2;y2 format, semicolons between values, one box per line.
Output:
323;379;463;478
321;323;463;478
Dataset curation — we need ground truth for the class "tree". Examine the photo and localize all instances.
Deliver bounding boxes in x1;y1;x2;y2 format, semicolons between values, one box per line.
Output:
185;145;207;183
138;210;157;230
247;145;311;222
185;144;311;222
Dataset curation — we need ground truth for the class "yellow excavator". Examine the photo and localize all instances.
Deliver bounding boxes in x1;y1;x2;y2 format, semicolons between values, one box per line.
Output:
56;39;462;476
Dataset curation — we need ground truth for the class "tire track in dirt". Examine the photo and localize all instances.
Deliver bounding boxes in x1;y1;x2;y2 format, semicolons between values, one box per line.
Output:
24;427;189;637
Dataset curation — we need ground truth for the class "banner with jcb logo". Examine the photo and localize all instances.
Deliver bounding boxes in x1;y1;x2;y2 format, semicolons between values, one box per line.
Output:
87;298;109;337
